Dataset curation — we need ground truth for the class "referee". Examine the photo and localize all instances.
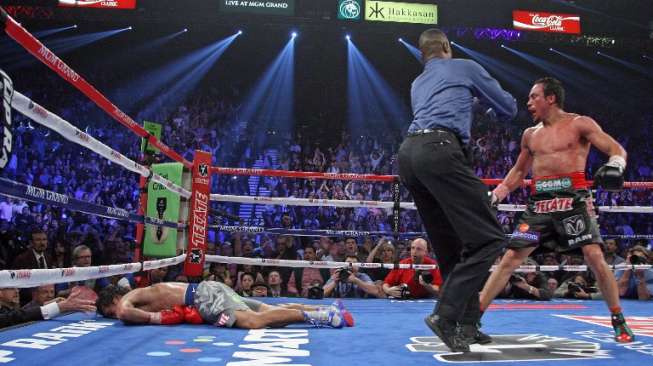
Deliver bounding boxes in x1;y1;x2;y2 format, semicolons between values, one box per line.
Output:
398;29;517;352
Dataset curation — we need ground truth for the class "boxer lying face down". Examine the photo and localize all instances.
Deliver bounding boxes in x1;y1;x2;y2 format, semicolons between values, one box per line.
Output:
96;280;353;329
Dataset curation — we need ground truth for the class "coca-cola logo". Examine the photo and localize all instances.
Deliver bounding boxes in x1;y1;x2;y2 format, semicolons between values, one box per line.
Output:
532;15;562;27
513;10;581;35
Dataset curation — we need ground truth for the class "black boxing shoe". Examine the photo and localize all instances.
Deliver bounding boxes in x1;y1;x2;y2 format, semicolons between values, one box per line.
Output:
461;323;492;345
424;314;470;352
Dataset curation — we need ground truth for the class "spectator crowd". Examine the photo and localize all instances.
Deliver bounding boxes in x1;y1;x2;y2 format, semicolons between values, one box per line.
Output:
1;66;652;328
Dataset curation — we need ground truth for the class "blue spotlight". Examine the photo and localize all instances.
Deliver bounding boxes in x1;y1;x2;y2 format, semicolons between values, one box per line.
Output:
549;48;554;51
450;41;456;45
239;38;295;147
452;42;535;94
347;40;410;135
398;37;403;42
32;24;77;38
115;33;240;114
500;44;505;48
237;30;243;35
399;38;421;62
291;32;297;38
345;34;351;41
73;25;78;28
597;51;652;77
596;51;601;55
183;28;188;33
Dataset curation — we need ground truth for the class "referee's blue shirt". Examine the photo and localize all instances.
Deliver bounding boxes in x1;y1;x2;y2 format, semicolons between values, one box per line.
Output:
408;58;517;144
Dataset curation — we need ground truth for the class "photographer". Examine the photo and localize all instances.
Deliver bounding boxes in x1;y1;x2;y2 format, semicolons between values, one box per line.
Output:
323;255;379;298
382;238;441;299
616;246;652;300
500;270;552;301
555;274;603;300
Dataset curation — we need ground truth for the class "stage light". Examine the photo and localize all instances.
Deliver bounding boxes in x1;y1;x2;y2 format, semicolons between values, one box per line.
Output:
346;34;351;40
291;32;297;38
398;38;403;42
127;26;133;30
183;28;188;33
549;47;554;51
237;30;243;35
73;25;78;29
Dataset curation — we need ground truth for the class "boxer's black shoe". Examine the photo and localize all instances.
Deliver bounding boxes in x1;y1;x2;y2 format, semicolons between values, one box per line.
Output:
424;314;470;352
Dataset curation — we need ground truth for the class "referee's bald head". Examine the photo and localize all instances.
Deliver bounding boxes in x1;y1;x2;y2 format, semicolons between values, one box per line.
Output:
418;28;452;62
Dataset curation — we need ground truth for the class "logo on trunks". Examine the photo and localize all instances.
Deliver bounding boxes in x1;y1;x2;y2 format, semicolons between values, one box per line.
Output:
533;197;573;214
534;177;572;193
217;313;230;327
511;230;539;242
405;334;610;362
563;214;586;236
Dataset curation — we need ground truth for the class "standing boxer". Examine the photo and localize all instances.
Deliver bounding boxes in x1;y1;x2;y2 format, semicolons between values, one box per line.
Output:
482;76;634;343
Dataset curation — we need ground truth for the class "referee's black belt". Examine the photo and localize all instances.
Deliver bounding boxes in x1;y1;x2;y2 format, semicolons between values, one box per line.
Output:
407;128;460;142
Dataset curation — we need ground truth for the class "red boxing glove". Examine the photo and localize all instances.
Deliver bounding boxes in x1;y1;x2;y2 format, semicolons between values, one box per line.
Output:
182;306;204;324
160;306;184;325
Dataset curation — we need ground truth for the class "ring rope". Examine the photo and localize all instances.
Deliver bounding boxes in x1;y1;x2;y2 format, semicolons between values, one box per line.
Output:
0;255;185;288
0;178;184;229
1;8;192;168
210;193;653;213
1;250;650;289
11;90;191;198
210;166;653;189
209;224;653;240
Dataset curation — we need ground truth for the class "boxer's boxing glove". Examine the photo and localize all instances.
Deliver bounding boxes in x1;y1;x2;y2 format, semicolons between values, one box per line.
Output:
490;183;510;207
594;156;626;192
159;306;184;325
182;305;204;324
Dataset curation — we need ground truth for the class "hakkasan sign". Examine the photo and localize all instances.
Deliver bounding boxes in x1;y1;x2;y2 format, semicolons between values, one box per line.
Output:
365;1;437;25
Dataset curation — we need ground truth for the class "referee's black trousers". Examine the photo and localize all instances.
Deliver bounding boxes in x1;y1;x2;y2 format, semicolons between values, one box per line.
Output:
398;130;506;324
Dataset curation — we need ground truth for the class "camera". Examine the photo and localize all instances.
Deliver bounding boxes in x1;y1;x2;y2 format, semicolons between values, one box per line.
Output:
630;254;648;265
400;283;411;299
567;282;583;295
416;270;434;284
338;267;352;281
307;284;324;300
509;274;525;284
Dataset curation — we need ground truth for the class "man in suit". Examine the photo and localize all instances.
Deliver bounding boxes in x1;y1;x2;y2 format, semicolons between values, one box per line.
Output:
11;228;51;270
11;228;52;306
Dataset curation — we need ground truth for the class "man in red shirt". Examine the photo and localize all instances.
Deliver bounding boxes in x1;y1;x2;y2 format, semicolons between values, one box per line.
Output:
382;238;442;298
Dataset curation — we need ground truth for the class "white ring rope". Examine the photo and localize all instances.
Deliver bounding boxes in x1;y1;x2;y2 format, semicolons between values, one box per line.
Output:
11;91;191;199
210;194;653;214
210;194;417;209
0;255;186;288
1;253;649;288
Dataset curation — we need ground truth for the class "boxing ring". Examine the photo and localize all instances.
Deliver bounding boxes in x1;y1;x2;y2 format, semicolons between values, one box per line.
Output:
1;298;652;365
1;7;653;366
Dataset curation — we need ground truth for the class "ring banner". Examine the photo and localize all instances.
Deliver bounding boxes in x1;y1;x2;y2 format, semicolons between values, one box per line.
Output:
184;150;212;277
0;68;13;171
144;163;183;257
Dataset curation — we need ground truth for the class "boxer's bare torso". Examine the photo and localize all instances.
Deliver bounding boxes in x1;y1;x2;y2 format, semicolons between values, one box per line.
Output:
524;113;591;177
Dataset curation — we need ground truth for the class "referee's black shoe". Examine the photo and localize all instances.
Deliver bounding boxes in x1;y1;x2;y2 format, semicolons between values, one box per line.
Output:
461;323;492;345
424;314;470;352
